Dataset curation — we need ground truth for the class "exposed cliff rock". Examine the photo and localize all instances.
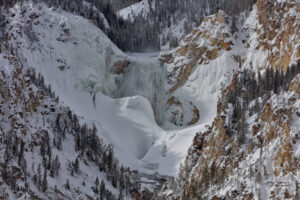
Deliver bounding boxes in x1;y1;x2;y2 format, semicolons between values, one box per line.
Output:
289;75;300;99
157;0;300;191
166;96;200;126
112;60;131;74
161;10;244;127
250;0;299;71
158;70;300;199
160;0;299;128
160;10;241;94
0;49;139;200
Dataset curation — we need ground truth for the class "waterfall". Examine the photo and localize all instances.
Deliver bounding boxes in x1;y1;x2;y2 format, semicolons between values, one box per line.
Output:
150;71;166;125
116;56;167;125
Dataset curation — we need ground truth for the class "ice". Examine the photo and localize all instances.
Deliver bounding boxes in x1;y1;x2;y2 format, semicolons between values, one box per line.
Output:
7;2;245;177
8;3;170;175
118;53;167;125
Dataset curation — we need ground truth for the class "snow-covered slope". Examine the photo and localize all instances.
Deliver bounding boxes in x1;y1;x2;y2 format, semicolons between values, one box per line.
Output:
118;0;151;22
155;0;299;179
160;10;247;128
156;0;300;199
137;11;248;177
242;0;299;72
4;2;199;178
4;0;299;186
1;2;254;179
5;2;232;178
5;2;166;174
117;0;190;50
0;50;138;200
159;69;300;199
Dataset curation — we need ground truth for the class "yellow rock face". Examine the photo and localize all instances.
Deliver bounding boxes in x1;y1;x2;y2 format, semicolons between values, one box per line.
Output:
257;0;299;71
289;75;300;99
112;60;131;74
161;10;235;96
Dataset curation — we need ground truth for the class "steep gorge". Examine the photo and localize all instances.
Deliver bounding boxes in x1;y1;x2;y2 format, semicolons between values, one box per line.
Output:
0;0;299;199
156;0;300;199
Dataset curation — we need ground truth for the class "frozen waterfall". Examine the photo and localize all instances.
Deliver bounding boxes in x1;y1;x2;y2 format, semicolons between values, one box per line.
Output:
116;53;167;125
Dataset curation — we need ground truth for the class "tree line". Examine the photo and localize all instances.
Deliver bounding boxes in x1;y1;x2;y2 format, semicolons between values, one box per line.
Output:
224;61;300;144
0;0;257;52
0;59;139;199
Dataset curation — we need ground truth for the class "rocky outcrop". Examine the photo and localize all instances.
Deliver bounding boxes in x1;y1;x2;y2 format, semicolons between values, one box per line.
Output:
160;11;238;94
166;96;200;126
112;60;131;74
256;0;299;71
289;75;300;99
0;49;139;200
159;0;299;128
160;10;245;126
159;73;300;199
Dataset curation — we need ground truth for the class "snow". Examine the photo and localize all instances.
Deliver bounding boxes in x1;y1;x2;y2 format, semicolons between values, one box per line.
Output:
8;2;152;169
242;5;268;71
173;52;238;125
6;2;287;181
0;51;133;199
160;18;189;51
160;10;249;129
2;1;299;199
118;1;190;51
7;2;195;177
81;0;110;29
7;1;222;176
118;0;150;22
0;54;13;74
141;123;209;175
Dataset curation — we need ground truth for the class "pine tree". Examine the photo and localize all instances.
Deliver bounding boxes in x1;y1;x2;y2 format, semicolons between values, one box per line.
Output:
273;69;280;94
297;61;300;74
118;191;123;200
256;171;262;183
285;66;291;90
18;140;25;166
296;181;300;199
100;180;106;196
42;167;48;192
12;138;19;156
279;70;284;87
95;177;99;186
74;158;80;173
253;98;260;113
37;164;42;189
50;155;60;177
249;75;257;100
237;110;247;144
40;141;45;157
65;179;70;190
257;70;263;96
231;15;237;33
231;98;240;124
291;63;296;77
54;155;60;176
